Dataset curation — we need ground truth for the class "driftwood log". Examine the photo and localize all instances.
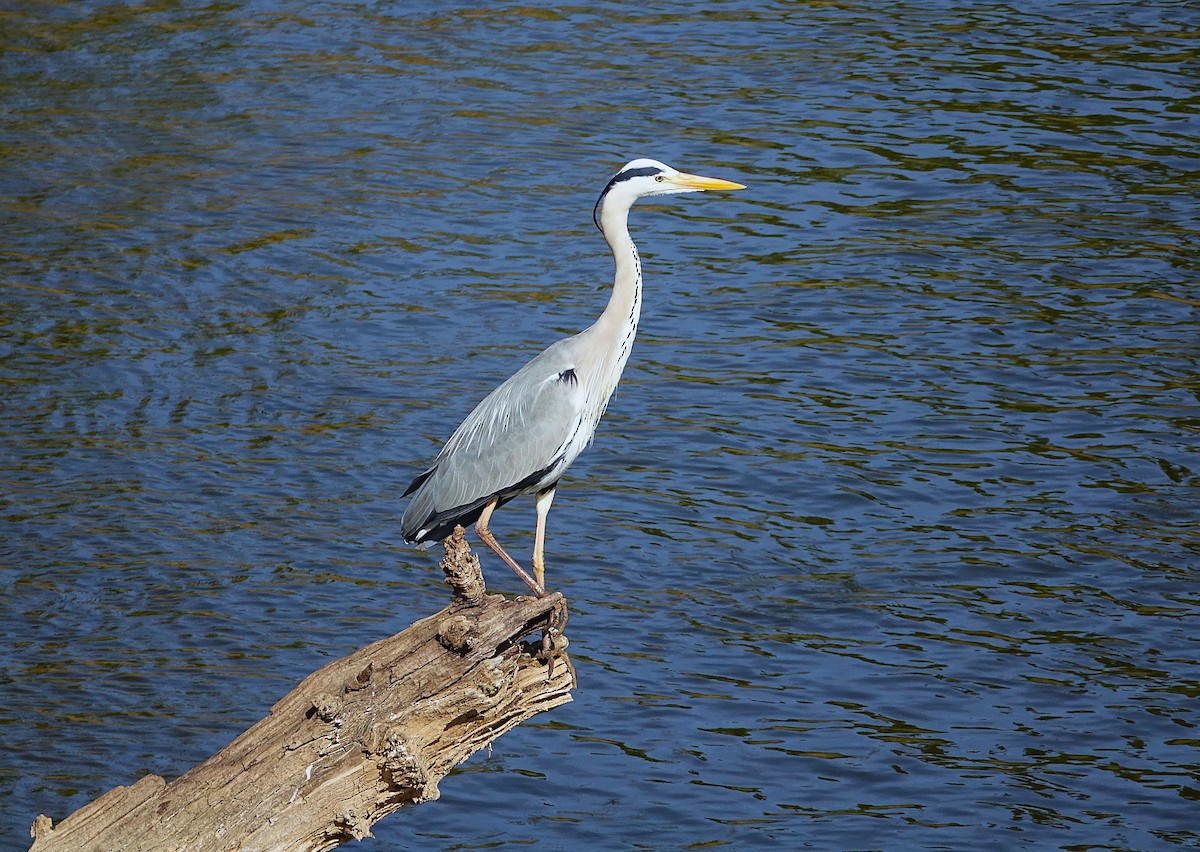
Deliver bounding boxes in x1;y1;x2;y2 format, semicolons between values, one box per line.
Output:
29;528;574;851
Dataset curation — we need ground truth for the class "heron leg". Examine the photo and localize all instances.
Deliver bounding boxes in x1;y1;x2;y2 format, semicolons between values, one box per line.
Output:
476;497;547;598
532;486;556;591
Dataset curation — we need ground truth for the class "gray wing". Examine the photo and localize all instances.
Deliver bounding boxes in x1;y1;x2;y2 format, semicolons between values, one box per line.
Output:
401;336;589;542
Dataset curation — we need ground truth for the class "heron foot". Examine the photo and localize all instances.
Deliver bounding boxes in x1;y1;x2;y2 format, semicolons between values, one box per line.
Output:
539;599;571;681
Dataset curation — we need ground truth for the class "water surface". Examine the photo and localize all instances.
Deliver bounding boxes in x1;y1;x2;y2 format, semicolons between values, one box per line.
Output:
2;1;1197;849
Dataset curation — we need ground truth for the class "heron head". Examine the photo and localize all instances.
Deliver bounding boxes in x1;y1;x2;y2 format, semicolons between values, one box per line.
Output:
593;158;745;231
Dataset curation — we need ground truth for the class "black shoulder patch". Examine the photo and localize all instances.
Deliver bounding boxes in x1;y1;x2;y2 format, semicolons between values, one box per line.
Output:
557;368;578;385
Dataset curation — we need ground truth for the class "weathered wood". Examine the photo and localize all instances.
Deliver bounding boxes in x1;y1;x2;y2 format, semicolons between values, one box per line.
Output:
30;528;574;851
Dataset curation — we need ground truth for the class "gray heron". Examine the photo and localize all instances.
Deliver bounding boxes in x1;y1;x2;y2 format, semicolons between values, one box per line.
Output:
401;158;745;597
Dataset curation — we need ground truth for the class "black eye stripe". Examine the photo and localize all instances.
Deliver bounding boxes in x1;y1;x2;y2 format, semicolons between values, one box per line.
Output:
614;166;663;183
593;166;665;232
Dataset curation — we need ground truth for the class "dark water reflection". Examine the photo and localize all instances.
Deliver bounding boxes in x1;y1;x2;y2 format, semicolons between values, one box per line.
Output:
2;1;1197;849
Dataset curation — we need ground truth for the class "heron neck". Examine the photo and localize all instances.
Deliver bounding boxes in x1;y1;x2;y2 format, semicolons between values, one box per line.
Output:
598;205;642;337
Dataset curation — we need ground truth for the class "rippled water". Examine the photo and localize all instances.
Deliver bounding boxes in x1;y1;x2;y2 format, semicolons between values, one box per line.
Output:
2;1;1197;849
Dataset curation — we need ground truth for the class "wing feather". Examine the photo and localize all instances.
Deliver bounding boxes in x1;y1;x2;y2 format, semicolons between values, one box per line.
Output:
401;337;587;541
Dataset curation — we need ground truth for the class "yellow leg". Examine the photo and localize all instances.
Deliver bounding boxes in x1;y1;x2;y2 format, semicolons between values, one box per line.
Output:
475;498;546;598
532;487;566;678
532;487;556;591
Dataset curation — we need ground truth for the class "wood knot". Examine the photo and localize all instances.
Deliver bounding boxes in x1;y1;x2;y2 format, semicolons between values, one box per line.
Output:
307;692;342;722
476;657;509;698
370;725;422;777
367;724;440;802
30;814;53;840
437;615;474;653
334;807;372;841
342;662;374;693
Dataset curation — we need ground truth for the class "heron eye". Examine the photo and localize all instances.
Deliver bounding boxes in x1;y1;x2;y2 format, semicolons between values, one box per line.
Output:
654;174;665;182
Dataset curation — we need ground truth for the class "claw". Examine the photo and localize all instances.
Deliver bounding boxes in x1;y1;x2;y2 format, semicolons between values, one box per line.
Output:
539;599;571;680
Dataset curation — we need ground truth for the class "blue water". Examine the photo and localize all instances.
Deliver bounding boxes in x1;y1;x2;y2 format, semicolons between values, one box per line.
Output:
2;1;1197;849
